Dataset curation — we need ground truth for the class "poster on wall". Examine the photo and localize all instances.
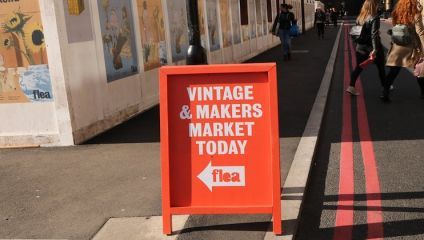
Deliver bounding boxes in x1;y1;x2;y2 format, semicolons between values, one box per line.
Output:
64;0;94;43
198;0;208;48
137;0;167;71
0;0;54;103
248;0;256;38
219;0;232;48
167;0;189;62
255;0;263;37
261;0;268;35
230;0;241;44
206;0;220;52
231;0;242;44
97;0;138;82
269;0;275;31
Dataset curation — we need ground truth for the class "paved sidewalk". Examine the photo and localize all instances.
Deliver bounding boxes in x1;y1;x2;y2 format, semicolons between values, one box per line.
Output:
0;26;340;240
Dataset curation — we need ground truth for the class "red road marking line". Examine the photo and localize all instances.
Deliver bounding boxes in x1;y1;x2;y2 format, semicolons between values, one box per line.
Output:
333;26;355;240
347;32;384;240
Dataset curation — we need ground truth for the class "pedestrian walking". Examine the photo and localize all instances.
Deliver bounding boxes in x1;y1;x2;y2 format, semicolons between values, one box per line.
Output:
347;0;386;97
384;0;424;102
315;8;326;39
272;4;295;60
331;9;338;27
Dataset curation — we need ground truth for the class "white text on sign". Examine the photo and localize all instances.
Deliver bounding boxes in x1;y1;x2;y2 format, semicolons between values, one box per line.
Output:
182;85;262;190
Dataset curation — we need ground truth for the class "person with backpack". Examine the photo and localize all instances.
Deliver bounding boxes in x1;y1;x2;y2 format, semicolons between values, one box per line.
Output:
384;0;424;102
273;4;295;60
315;8;326;39
346;0;386;96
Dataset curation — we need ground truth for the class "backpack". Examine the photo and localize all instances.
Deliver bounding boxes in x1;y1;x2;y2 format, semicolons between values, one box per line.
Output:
391;24;412;46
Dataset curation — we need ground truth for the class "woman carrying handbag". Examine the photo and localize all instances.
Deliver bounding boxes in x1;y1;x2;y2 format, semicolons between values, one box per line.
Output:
384;0;424;102
346;0;386;96
271;4;295;60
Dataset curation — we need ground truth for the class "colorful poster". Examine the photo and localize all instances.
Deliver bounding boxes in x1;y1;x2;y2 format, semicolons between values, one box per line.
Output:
0;0;53;103
255;0;263;37
137;0;167;71
219;0;232;48
166;0;189;62
97;0;138;82
248;0;256;38
206;0;220;51
231;0;242;44
261;0;268;35
198;0;207;48
270;0;277;31
64;0;94;43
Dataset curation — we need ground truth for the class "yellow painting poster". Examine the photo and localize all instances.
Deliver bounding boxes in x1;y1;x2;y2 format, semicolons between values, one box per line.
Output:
0;0;53;103
137;0;167;71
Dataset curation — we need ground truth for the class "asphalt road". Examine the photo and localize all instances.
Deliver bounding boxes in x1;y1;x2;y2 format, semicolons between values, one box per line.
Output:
297;20;424;240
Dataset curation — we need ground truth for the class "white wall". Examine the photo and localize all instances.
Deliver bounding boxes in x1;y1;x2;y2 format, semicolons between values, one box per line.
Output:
1;0;293;147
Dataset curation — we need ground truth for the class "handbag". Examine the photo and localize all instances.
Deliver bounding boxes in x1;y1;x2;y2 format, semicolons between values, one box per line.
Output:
349;25;362;41
289;24;300;37
359;56;375;69
414;57;424;77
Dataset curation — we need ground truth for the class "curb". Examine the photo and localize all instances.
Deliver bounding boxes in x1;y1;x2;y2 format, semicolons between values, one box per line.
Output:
264;25;343;240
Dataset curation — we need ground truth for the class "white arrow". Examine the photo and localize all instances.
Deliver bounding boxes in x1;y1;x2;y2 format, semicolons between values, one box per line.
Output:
197;162;245;192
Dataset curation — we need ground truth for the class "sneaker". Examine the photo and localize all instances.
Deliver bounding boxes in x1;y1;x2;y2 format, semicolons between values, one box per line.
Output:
346;86;360;96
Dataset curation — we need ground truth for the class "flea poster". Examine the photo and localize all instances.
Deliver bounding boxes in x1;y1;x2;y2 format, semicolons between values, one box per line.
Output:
0;0;53;103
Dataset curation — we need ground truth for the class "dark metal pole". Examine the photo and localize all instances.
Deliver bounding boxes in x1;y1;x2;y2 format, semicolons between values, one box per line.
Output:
186;0;208;65
300;0;305;34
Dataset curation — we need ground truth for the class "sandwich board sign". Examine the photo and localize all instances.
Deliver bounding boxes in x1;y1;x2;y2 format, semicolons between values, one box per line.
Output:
160;63;281;235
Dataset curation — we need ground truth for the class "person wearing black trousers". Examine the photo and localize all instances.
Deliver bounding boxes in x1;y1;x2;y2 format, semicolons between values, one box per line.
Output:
315;8;326;39
384;0;424;101
347;0;386;97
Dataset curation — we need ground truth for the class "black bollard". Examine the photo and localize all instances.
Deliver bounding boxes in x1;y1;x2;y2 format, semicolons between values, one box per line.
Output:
186;0;208;65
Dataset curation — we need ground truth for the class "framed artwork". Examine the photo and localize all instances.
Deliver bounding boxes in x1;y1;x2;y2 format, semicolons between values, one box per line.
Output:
137;0;167;71
97;0;139;82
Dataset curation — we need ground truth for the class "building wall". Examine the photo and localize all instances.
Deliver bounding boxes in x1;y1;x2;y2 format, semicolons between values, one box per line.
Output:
0;0;317;147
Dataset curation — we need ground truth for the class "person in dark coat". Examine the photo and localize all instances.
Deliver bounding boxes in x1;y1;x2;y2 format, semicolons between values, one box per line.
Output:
315;8;326;39
273;4;296;60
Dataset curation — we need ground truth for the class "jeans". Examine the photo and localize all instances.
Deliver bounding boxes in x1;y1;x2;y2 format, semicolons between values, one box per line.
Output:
278;29;291;56
351;51;386;88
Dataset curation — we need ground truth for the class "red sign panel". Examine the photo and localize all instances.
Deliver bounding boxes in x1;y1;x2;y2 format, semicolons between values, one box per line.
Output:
160;63;281;235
